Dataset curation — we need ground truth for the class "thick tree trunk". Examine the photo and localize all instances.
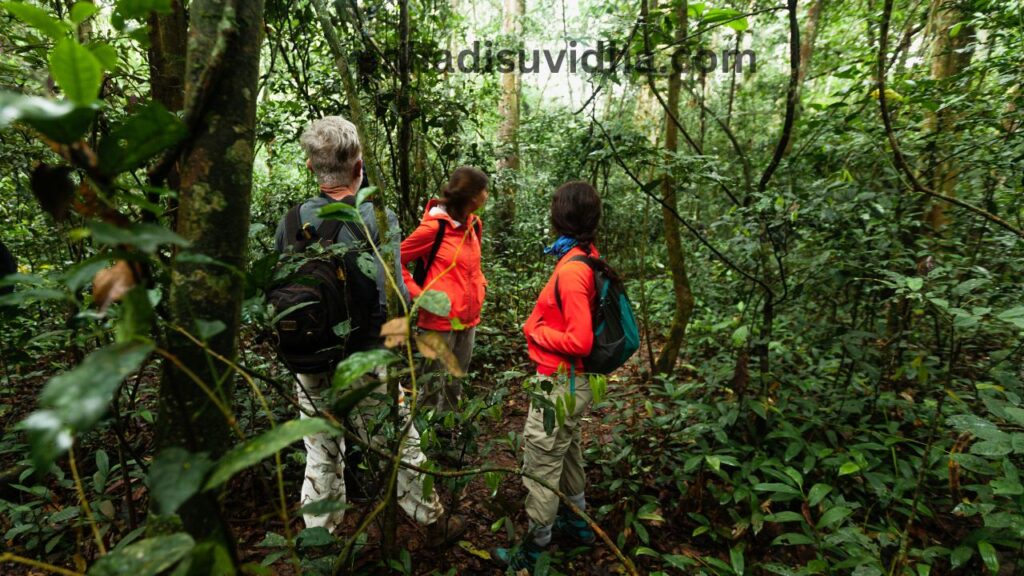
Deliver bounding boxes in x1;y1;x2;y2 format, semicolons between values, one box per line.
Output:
495;0;523;237
154;0;263;558
922;0;974;231
653;0;695;375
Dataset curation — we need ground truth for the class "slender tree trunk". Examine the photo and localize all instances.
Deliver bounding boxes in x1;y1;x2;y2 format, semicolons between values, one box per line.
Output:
148;0;188;112
495;0;523;237
922;0;974;231
784;0;824;155
653;0;695;375
154;0;263;560
310;0;389;195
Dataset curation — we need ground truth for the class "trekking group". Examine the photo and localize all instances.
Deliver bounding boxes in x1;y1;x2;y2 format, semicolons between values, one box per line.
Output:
270;115;638;572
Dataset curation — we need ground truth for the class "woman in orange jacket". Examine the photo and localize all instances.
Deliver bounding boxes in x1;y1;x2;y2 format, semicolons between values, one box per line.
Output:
495;181;601;571
401;166;488;416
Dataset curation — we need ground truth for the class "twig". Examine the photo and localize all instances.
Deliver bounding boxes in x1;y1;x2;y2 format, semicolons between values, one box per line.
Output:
0;553;84;576
69;443;107;555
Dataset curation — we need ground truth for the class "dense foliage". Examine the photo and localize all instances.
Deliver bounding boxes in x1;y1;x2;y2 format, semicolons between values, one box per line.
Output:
0;0;1022;574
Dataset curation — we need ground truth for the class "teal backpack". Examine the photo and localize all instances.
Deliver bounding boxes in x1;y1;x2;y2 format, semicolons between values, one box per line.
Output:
555;255;640;374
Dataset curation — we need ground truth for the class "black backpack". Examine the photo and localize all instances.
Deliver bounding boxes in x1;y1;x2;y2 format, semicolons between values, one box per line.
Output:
555;255;640;374
268;198;384;373
411;218;482;288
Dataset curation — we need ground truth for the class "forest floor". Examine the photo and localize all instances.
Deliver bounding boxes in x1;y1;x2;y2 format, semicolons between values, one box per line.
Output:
0;348;652;576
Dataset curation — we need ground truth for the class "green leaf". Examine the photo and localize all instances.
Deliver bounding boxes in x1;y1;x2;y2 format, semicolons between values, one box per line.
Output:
816;506;851;530
90;42;119;72
977;541;998;573
753;482;802;496
298;499;350;516
115;286;154;342
950;545;973;568
771;532;815;546
418;289;452;317
906;277;923;291
194;319;226;340
0;91;97;143
204;418;337;490
948;414;1006;441
88;533;194;576
355;186;377;206
764;511;805;523
996;307;1024;330
971;438;1013;457
838;461;861;476
2;2;68;39
332;349;399;390
730;543;745;575
49;39;103;104
89;221;190;253
807;483;832;506
19;341;153;471
147;448;213;515
70;2;99;24
98;102;186;175
115;0;172;21
318;202;361;223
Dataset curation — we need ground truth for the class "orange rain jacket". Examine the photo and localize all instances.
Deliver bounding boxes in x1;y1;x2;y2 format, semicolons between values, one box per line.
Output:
400;199;486;331
523;245;598;376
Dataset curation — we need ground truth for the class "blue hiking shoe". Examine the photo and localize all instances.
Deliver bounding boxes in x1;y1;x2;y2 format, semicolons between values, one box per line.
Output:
553;510;596;545
492;539;545;573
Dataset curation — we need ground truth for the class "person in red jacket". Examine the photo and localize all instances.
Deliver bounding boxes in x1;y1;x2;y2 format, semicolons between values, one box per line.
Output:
401;167;489;417
495;181;601;571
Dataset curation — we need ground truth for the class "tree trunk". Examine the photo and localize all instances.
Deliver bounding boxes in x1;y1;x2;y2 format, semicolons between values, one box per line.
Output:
154;0;263;559
783;0;824;155
148;0;188;112
922;0;974;231
311;0;389;195
495;0;523;238
653;0;695;375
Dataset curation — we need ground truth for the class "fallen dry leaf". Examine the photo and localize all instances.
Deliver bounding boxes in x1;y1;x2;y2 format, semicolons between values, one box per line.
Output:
380;317;409;348
415;331;466;377
93;260;135;312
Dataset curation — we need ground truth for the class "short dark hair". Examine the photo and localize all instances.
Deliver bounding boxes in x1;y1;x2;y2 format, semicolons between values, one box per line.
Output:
550;181;601;245
440;166;488;223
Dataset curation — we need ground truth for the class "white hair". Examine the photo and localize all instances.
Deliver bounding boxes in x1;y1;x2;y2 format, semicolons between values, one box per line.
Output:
300;116;362;187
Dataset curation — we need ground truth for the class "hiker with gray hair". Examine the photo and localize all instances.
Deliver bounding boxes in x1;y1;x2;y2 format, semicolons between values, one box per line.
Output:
273;115;467;545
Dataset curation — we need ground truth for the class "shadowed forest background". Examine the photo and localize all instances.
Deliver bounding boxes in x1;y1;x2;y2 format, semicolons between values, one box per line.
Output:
0;0;1023;574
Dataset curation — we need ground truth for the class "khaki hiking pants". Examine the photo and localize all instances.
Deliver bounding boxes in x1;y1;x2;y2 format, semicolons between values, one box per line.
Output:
419;327;476;415
294;368;444;533
522;373;594;531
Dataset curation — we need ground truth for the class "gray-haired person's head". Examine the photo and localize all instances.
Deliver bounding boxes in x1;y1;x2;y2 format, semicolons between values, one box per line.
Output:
300;116;362;188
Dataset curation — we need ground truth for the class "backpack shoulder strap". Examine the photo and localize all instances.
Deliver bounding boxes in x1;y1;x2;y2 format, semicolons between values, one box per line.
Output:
283;203;307;249
427;220;448;265
554;255;595;312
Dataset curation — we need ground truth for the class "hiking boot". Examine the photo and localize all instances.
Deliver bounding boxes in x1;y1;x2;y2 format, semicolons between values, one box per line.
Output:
492;539;546;573
425;513;468;548
553;510;596;545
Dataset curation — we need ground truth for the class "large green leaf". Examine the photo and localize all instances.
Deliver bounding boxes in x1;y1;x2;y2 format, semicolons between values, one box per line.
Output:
0;91;97;143
1;1;68;39
418;289;452;317
98;101;186;175
147;448;213;515
332;349;399;390
20;341;153;471
49;38;103;104
88;533;194;576
204;418;337;490
89;221;190;253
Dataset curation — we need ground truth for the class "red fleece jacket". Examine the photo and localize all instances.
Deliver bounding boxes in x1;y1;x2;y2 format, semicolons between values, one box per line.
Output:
400;200;486;331
523;246;598;375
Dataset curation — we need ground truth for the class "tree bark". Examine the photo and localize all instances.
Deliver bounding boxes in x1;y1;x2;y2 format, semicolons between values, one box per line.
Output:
148;0;188;112
495;0;523;237
653;0;695;375
154;0;263;559
922;0;974;231
783;0;824;155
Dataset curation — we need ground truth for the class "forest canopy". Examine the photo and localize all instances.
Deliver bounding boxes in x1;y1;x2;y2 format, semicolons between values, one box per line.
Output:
0;0;1022;574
